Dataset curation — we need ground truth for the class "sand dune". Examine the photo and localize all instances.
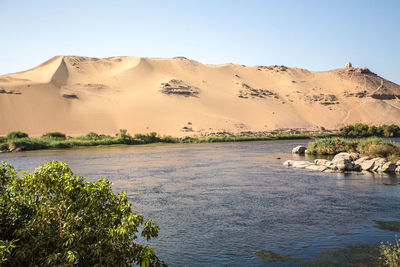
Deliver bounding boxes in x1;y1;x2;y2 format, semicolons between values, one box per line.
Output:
1;56;400;136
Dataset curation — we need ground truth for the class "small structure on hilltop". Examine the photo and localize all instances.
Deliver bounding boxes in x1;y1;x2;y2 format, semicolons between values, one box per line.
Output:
345;62;352;68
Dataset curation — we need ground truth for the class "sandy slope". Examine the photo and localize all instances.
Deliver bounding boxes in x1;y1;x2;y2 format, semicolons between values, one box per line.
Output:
1;56;400;136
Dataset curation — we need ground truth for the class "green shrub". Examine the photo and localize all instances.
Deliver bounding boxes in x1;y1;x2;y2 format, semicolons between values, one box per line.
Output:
0;161;165;266
116;133;144;145
357;137;400;159
0;143;8;150
275;133;309;140
307;137;400;161
49;140;74;149
340;123;400;138
41;132;66;139
8;138;50;151
307;137;357;155
312;132;338;138
134;132;161;143
379;237;400;267
382;124;400;137
161;136;180;143
85;132;101;140
6;131;28;139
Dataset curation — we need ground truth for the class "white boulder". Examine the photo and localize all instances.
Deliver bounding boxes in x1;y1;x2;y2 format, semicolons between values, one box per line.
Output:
292;146;307;154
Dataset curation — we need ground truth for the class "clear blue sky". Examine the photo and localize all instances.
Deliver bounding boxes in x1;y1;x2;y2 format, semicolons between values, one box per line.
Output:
1;0;399;83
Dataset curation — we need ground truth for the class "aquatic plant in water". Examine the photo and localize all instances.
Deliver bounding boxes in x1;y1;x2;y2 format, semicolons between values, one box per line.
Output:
375;221;400;232
256;249;299;263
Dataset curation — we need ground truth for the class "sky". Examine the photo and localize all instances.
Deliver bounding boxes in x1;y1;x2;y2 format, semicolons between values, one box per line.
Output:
0;0;399;83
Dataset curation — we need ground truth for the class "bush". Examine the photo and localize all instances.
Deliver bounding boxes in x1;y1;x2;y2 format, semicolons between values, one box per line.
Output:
8;138;50;151
6;131;28;139
275;133;309;140
312;132;338;138
357;137;400;159
41;132;66;140
307;137;357;155
0;143;8;151
134;132;161;144
85;132;101;140
161;136;180;143
379;237;400;267
0;161;165;266
307;137;400;161
340;123;400;138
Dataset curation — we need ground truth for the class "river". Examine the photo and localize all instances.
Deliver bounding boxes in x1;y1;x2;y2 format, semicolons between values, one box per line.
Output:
1;139;400;266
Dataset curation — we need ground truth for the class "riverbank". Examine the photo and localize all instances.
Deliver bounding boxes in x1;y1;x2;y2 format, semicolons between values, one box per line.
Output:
2;123;399;153
0;130;339;153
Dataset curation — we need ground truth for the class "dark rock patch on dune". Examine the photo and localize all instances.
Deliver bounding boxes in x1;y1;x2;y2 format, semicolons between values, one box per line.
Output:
0;88;21;95
160;79;199;97
62;94;79;99
238;83;278;99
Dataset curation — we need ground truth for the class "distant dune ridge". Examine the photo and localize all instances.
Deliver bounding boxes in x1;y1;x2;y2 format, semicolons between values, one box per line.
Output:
1;55;400;136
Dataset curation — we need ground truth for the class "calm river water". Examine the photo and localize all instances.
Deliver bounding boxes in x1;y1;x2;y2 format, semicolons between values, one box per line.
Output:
1;139;400;266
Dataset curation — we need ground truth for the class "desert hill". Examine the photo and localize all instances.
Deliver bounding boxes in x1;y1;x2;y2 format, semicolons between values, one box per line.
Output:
1;55;400;136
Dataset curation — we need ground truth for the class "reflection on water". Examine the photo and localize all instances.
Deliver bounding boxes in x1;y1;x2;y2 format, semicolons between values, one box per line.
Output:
1;139;400;266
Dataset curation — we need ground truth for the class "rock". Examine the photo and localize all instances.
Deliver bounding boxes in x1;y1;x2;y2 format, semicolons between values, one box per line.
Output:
284;152;398;174
314;159;331;166
292;161;313;169
332;152;355;171
306;165;327;172
332;152;352;163
323;168;337;173
345;62;352;68
283;160;294;167
377;162;397;173
181;136;190;142
352;164;362;171
359;159;375;171
181;126;193;132
335;163;351;172
355;156;371;165
292;145;307;154
371;158;387;172
349;152;360;161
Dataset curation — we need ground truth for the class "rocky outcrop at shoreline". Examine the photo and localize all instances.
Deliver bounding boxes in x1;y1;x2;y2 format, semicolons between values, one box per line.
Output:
284;152;400;174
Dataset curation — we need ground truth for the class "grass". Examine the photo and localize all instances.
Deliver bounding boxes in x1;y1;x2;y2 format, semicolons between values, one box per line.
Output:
0;131;315;152
1;133;149;151
186;133;310;143
257;240;400;266
299;244;381;267
374;221;400;232
6;131;29;139
307;137;358;155
340;123;400;138
41;132;67;139
307;137;400;162
256;250;299;263
2;128;398;153
357;138;400;162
